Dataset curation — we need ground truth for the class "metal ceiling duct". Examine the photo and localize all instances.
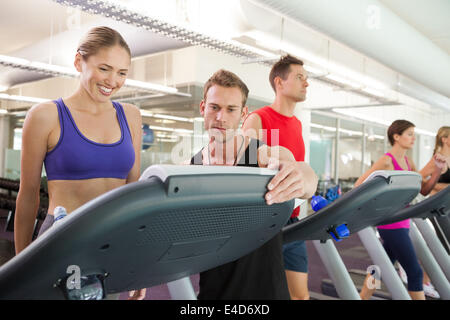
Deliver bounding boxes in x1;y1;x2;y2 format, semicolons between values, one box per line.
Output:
0;16;188;88
247;0;450;111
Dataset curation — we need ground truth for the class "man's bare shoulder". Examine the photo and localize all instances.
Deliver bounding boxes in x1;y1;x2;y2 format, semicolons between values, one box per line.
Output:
242;112;262;139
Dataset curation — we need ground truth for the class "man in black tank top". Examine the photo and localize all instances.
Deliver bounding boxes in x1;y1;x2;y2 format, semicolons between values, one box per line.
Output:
190;70;318;299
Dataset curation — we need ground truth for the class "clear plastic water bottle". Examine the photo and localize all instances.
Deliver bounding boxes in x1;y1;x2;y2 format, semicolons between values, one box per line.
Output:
53;206;67;227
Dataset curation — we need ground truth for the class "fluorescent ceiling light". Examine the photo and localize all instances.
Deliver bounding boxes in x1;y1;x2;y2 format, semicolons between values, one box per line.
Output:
140;110;193;123
369;134;385;140
340;128;363;136
246;30;389;90
149;125;193;134
311;122;380;138
414;128;436;137
29;61;79;77
153;114;193;123
156;133;178;139
116;94;165;103
140;110;153;117
8;111;28;116
0;93;48;104
0;54;189;97
332;108;435;137
0;54;78;77
149;125;176;132
53;0;264;61
157;138;179;143
332;108;390;126
310;123;336;132
0;109;7;114
125;79;188;96
0;55;30;66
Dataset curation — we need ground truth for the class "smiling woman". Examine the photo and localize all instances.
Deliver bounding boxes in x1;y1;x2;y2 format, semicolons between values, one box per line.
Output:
14;26;143;299
75;27;131;102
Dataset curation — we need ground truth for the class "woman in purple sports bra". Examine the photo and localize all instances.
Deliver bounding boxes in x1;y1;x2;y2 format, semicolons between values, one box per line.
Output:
14;27;143;299
355;120;446;300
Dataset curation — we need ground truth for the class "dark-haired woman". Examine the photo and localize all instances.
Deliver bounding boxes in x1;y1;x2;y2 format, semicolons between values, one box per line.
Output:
355;120;445;300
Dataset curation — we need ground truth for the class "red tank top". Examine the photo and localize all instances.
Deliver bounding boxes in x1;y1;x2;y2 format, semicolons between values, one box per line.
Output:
248;106;306;218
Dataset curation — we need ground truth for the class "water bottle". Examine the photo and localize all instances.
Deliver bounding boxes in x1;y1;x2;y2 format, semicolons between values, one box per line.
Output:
311;195;328;212
53;206;67;227
311;195;350;241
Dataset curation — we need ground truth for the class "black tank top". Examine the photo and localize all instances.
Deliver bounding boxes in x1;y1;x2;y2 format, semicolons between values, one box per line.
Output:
191;138;261;167
190;138;290;300
438;167;450;183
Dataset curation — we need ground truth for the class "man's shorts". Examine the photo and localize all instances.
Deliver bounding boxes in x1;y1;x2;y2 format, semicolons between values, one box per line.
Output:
282;217;308;273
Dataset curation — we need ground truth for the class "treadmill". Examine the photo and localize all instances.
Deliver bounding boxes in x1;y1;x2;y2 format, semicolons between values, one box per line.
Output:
282;170;421;300
0;168;423;300
324;182;450;299
0;165;294;299
169;170;422;300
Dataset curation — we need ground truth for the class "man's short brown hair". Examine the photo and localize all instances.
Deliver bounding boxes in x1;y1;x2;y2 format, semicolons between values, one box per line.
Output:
203;69;249;107
269;55;304;92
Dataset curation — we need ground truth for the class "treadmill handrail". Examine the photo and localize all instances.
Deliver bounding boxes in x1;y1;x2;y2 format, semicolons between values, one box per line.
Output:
0;165;294;299
376;186;450;226
283;171;422;243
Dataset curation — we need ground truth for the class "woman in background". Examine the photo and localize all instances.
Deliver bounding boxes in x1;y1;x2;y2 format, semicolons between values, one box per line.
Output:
355;120;445;300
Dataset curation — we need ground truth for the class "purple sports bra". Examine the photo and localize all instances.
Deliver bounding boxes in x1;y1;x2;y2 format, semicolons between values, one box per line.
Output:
378;152;411;230
44;98;135;180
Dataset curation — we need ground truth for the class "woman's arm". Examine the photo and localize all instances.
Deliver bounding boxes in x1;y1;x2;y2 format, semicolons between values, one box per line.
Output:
354;156;392;188
418;154;447;196
121;104;147;300
15;103;56;254
123;103;142;184
431;183;449;194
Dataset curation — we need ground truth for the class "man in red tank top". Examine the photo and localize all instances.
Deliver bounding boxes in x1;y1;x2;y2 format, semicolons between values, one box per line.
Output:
243;55;316;300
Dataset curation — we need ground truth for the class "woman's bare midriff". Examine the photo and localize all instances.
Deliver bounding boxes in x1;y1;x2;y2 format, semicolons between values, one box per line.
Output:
47;178;127;215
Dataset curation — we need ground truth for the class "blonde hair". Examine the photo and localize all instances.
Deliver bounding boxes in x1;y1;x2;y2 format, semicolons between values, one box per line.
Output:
77;26;131;60
433;126;450;155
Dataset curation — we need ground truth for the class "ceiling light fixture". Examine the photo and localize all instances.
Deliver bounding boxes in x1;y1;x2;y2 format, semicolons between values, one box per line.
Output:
332;108;435;137
0;93;49;104
140;110;193;123
152;114;193;123
149;125;193;135
0;54;190;97
52;0;266;60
